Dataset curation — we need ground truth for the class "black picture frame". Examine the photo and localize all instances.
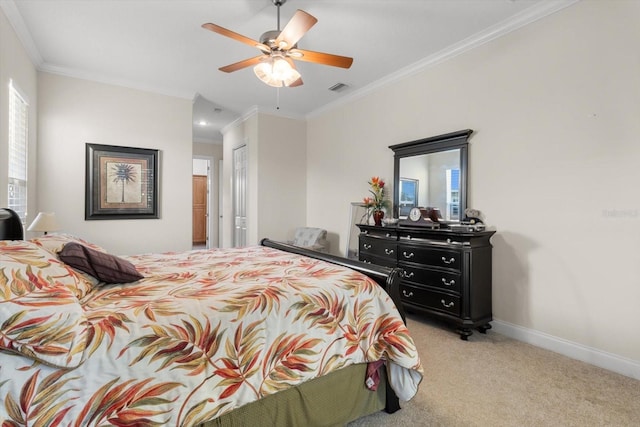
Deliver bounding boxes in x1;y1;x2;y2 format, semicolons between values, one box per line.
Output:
85;143;159;220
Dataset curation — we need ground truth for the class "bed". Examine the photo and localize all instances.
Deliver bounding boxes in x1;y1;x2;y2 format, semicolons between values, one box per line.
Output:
0;211;422;426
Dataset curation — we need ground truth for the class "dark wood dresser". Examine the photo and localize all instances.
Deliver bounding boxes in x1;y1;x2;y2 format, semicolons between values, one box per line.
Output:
357;224;495;339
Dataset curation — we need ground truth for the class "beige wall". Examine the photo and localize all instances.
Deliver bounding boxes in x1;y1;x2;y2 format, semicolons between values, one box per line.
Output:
307;0;640;372
222;110;306;247
256;113;307;242
37;73;193;254
193;141;222;159
221;120;240;248
0;7;38;224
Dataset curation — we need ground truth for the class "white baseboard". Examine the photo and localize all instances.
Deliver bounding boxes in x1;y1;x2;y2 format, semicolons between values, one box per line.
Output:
491;320;640;381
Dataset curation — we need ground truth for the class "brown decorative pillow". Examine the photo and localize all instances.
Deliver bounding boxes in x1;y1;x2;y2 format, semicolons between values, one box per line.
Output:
59;242;143;284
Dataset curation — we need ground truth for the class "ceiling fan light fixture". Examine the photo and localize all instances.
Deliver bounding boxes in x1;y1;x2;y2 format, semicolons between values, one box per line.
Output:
272;57;294;79
254;57;301;87
283;71;301;87
203;0;352;90
254;61;281;87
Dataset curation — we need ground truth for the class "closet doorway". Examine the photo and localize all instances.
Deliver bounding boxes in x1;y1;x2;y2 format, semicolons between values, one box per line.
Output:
192;157;213;249
192;175;207;246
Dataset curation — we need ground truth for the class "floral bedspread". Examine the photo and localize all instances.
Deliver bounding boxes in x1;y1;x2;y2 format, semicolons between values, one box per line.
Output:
0;241;422;426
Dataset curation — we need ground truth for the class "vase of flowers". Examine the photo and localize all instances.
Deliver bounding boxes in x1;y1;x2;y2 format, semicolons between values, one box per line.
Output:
363;176;389;226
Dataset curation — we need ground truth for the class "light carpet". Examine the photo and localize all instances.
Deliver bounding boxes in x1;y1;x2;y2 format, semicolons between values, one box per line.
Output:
348;314;640;426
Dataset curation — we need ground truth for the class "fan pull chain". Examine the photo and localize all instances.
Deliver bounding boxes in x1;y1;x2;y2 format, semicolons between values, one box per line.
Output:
276;87;280;110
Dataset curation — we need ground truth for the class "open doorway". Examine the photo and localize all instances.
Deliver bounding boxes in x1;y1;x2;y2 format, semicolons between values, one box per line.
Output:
192;156;215;249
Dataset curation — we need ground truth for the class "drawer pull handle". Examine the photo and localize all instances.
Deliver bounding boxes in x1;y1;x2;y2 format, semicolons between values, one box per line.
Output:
363;260;371;264
441;256;455;265
403;271;414;279
441;299;455;308
363;243;372;250
385;248;394;255
403;251;415;259
385;233;391;237
403;290;414;298
442;278;455;286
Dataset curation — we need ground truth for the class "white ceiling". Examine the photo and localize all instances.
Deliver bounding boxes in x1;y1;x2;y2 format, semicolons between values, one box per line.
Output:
2;0;574;141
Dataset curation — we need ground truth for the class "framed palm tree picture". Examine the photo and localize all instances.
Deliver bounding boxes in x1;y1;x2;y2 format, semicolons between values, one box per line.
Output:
85;143;159;220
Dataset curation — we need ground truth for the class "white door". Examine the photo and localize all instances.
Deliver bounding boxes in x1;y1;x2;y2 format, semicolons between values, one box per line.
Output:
193;157;215;248
233;145;247;247
218;159;224;247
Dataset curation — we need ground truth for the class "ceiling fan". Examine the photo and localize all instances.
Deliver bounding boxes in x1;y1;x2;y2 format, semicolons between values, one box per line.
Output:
202;0;353;88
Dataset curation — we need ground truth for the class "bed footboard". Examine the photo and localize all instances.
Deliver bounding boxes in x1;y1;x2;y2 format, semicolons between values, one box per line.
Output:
260;238;404;414
260;239;405;322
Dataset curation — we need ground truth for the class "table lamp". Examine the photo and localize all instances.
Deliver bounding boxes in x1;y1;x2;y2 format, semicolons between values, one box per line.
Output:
27;212;61;235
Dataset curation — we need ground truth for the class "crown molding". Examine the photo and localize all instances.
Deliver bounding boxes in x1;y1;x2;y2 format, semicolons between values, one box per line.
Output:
307;0;580;119
221;105;259;135
39;63;195;100
4;0;580;129
2;1;194;99
0;0;43;66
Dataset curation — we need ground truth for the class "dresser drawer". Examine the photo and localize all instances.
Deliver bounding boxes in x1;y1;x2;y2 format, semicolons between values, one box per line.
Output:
361;228;396;239
359;253;397;268
398;244;461;271
400;283;461;317
360;236;397;260
398;264;461;294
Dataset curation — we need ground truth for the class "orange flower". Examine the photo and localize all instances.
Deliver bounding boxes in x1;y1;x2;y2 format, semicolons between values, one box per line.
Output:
364;177;389;212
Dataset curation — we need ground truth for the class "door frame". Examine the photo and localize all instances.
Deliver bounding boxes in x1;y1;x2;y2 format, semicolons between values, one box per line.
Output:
192;155;216;248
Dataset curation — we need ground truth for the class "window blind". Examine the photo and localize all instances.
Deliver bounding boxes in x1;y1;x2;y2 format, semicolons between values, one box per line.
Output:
8;80;29;224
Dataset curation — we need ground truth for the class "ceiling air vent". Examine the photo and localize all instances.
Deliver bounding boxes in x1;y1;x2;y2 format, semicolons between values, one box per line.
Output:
328;83;349;92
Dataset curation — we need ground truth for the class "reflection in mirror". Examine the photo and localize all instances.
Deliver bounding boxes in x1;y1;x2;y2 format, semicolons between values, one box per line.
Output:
399;149;461;220
390;129;472;223
398;177;418;217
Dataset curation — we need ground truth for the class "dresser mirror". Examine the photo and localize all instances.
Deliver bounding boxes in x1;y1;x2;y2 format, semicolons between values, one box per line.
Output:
389;129;472;222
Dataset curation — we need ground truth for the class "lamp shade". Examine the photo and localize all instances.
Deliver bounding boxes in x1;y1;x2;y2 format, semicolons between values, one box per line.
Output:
27;212;61;235
254;57;301;88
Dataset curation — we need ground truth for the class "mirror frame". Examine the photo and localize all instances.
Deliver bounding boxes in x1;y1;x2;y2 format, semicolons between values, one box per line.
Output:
389;129;472;220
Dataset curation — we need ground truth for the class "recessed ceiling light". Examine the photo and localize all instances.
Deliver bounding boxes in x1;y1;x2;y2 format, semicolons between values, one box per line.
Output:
198;120;208;126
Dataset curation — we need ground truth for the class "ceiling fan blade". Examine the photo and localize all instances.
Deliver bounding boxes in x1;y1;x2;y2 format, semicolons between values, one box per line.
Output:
219;56;265;73
202;23;270;53
289;49;353;69
275;10;317;50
